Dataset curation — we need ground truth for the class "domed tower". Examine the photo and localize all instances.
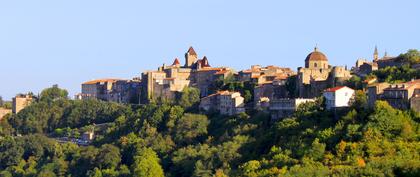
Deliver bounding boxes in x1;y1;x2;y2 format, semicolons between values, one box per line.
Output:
305;46;329;69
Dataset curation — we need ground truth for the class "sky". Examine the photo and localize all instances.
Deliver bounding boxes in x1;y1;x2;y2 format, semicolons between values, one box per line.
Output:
1;0;419;100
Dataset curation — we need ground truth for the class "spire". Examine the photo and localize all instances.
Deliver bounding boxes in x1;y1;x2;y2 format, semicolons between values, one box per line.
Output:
187;46;197;56
202;56;210;67
373;45;379;61
172;58;180;66
384;50;388;57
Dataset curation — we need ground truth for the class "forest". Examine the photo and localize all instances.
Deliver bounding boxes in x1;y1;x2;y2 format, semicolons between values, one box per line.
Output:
0;83;419;177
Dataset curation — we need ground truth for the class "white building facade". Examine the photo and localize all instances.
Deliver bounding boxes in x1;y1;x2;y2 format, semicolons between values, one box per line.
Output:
323;86;355;110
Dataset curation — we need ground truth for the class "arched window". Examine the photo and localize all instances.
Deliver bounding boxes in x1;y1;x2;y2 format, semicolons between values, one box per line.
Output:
314;63;318;67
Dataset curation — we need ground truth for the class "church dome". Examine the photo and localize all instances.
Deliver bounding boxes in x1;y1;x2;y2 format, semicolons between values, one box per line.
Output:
305;47;328;61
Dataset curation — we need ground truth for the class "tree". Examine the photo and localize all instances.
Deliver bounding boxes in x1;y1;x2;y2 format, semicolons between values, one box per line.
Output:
174;114;209;144
178;87;200;110
366;101;409;138
0;95;3;107
398;49;420;65
131;148;164;177
0;137;24;169
40;85;69;102
285;75;297;98
96;144;121;169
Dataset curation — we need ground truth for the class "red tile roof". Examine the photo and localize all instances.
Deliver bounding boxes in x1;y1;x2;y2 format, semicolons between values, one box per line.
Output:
324;86;347;92
172;58;180;65
83;79;122;85
215;70;230;75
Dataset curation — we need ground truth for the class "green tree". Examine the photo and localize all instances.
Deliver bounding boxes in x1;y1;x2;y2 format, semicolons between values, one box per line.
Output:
174;114;209;144
178;87;200;110
96;144;121;169
398;49;420;65
40;85;69;102
131;148;164;177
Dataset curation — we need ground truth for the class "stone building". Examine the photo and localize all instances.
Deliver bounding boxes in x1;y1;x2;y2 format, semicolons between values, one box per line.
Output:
367;82;389;108
80;78;140;104
200;91;245;116
108;79;141;104
410;89;420;112
368;80;420;110
81;78;121;100
12;94;33;114
0;108;12;121
238;65;295;84
353;59;378;77
269;98;315;119
297;47;351;98
381;80;419;110
140;47;233;103
354;46;404;75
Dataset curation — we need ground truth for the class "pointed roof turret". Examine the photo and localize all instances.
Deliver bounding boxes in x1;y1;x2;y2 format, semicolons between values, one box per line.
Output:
172;58;180;66
202;56;210;67
187;46;197;56
374;45;378;55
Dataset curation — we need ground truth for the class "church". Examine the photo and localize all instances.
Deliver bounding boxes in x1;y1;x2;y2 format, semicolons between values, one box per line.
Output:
297;47;351;98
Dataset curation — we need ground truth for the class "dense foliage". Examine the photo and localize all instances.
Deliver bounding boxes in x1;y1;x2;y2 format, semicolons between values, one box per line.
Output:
1;82;420;176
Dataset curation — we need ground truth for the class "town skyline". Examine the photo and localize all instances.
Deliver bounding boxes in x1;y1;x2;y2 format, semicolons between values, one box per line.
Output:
0;45;413;100
1;0;420;99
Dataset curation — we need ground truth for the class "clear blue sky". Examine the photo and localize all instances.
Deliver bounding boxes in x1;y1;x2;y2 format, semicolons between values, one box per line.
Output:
1;0;419;100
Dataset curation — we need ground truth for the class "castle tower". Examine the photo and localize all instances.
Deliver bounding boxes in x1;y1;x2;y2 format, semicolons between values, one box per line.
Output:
373;46;379;62
185;46;198;68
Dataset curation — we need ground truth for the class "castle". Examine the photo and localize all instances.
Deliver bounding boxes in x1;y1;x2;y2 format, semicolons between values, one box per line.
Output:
140;47;233;103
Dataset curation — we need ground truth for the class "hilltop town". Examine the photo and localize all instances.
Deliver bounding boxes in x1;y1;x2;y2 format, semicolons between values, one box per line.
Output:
4;46;417;120
71;46;419;117
0;46;419;176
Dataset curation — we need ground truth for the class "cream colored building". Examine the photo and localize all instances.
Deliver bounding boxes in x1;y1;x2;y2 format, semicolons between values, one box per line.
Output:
238;65;295;84
81;78;122;100
12;94;33;114
200;91;245;116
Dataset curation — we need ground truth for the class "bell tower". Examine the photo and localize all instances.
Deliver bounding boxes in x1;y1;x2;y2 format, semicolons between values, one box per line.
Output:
373;45;379;62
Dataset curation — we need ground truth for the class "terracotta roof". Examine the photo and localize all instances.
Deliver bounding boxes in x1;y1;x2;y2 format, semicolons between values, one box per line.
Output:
83;79;122;85
215;70;230;75
187;46;197;55
305;47;328;61
241;69;252;74
324;86;348;92
274;75;288;80
196;67;224;72
172;58;180;65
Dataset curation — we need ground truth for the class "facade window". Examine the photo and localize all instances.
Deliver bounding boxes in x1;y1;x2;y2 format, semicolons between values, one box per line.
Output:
314;63;318;67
